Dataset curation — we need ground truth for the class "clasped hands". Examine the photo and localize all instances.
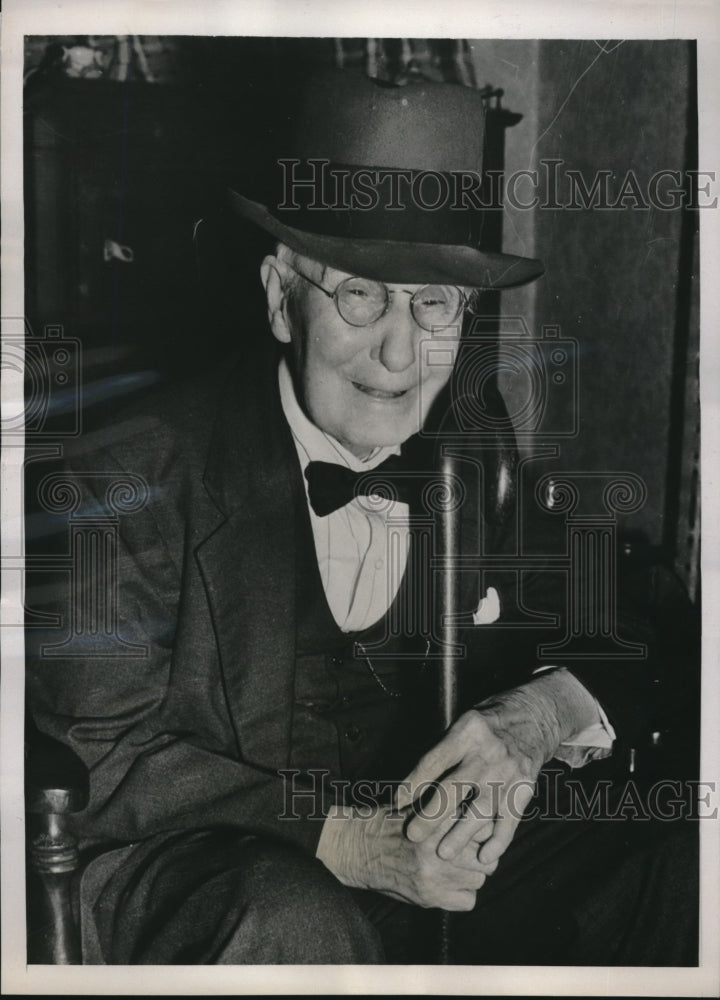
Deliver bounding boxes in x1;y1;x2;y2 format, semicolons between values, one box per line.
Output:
319;673;580;911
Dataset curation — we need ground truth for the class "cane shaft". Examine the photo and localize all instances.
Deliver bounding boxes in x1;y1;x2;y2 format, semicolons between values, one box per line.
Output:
438;450;461;963
439;450;461;730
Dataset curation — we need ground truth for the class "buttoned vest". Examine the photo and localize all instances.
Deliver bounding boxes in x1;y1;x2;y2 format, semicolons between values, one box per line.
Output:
289;496;437;802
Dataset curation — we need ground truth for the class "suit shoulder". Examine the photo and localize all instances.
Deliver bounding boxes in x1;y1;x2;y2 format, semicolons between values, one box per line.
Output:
65;362;238;478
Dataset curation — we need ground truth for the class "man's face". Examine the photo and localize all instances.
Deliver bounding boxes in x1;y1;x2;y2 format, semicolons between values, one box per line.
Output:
268;254;463;457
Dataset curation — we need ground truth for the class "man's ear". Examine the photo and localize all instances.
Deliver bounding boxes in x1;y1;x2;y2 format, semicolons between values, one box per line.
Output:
260;255;292;344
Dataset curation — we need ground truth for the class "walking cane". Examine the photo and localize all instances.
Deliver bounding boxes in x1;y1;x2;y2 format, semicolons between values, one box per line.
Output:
437;446;461;963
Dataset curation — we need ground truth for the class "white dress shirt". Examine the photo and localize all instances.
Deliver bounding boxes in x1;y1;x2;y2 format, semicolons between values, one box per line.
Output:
279;357;411;633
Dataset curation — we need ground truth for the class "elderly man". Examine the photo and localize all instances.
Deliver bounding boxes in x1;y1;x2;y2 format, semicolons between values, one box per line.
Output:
27;69;696;965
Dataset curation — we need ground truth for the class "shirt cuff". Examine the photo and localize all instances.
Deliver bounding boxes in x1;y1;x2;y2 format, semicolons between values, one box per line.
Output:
533;665;616;768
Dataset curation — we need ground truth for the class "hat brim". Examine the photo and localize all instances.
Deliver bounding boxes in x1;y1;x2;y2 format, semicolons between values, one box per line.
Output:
227;189;544;289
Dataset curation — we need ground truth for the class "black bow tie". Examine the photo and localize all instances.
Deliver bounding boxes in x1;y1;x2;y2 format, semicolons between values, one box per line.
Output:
305;455;420;517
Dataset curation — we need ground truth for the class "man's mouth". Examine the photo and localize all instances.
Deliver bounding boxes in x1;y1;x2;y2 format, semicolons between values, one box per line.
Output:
352;381;408;400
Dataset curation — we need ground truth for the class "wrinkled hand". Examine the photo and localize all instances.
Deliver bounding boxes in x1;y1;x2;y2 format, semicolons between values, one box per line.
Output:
317;803;499;911
318;673;600;908
395;689;560;868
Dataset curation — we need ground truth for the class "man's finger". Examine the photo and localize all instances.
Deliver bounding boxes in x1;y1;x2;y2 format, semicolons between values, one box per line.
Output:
427;776;500;859
451;838;499;874
476;815;518;865
477;781;535;864
437;816;496;861
404;780;461;843
436;805;496;860
473;820;495;844
404;771;489;844
464;871;487;892
395;739;463;810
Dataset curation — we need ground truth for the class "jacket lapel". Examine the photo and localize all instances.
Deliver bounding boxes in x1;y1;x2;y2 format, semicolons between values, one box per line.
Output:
195;347;301;769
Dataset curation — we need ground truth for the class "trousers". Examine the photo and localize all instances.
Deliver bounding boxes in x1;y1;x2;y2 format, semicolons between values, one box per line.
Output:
81;767;699;966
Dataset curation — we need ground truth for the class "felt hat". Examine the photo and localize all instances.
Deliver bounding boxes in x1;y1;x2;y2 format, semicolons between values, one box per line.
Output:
227;69;543;288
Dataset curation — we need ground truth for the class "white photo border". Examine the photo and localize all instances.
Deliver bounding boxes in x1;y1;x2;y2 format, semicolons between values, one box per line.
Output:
2;1;719;995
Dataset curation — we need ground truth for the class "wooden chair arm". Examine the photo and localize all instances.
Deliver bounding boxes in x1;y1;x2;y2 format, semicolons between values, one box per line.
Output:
25;722;89;964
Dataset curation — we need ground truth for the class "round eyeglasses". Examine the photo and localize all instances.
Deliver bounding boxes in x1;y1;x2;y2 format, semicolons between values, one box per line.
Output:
287;264;468;332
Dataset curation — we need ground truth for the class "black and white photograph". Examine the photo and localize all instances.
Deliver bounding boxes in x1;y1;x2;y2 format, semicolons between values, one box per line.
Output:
2;1;719;995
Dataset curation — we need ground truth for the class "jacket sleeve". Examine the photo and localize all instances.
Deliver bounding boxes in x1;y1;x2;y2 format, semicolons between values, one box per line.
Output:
26;448;328;857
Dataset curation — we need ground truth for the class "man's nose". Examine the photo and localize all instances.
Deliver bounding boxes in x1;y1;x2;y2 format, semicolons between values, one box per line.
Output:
370;294;419;372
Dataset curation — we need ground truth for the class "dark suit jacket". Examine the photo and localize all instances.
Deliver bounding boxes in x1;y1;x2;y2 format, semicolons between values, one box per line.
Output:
27;344;661;858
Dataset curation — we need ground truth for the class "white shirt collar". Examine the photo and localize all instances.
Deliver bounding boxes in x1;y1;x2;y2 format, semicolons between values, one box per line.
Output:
278;356;401;473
